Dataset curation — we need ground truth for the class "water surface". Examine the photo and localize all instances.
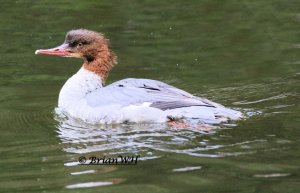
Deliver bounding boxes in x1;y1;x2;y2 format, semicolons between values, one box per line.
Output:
0;0;299;192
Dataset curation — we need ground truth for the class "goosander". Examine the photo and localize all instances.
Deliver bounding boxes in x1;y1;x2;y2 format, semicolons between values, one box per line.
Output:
35;29;242;124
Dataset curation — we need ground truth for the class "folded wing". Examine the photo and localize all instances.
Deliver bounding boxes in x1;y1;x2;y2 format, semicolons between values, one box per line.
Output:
85;78;222;110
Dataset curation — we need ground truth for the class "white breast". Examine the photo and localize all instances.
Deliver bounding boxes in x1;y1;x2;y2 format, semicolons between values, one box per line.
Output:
57;68;169;124
58;68;103;109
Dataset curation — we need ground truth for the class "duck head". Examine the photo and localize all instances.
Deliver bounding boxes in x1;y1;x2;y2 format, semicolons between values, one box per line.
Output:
35;29;117;81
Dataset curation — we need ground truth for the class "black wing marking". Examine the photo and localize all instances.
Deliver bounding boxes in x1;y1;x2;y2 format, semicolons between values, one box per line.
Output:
138;84;161;91
150;101;215;111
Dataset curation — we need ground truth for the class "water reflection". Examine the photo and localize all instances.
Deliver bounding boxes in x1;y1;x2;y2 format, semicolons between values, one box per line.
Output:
66;181;113;189
56;118;210;156
172;166;202;172
55;115;259;160
66;178;125;189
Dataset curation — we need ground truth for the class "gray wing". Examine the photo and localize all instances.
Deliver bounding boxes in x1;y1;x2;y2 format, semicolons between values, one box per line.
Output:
85;78;221;110
150;101;214;110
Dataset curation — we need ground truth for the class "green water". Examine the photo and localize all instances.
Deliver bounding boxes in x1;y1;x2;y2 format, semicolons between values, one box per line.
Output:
0;0;299;192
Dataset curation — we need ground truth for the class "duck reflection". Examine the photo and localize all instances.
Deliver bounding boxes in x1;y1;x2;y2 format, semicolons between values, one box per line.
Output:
55;116;217;159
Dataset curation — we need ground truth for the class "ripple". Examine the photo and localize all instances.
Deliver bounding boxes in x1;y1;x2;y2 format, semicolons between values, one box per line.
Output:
206;75;299;115
253;173;291;178
172;166;202;172
66;181;113;189
233;93;291;105
66;178;124;189
0;109;54;131
71;170;96;175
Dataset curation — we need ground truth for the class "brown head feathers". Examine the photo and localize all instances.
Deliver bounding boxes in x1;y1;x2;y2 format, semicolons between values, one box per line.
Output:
66;29;117;82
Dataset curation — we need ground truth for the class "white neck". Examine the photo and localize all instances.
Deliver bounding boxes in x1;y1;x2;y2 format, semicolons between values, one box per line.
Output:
58;67;103;108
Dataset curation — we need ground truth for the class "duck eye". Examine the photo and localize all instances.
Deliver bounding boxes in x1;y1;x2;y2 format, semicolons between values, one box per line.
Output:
78;42;83;47
69;42;77;47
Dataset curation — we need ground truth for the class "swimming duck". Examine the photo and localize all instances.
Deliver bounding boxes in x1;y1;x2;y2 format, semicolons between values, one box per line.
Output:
35;29;242;124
